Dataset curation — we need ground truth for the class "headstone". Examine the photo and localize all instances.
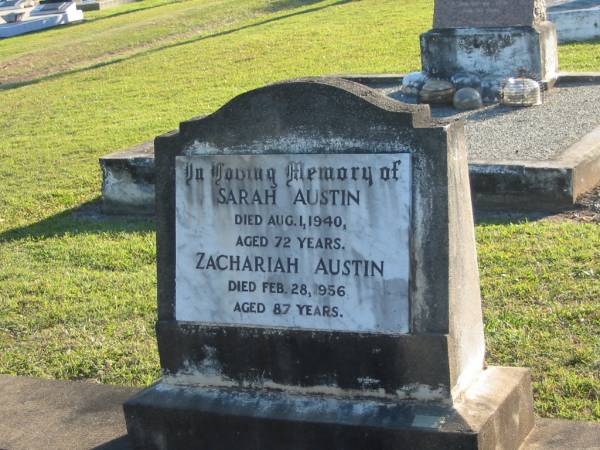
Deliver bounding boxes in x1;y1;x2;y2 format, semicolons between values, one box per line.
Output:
421;0;558;84
434;0;547;28
123;77;535;450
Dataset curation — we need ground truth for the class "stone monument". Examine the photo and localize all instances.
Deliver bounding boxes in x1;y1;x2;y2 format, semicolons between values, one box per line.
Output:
123;77;535;449
421;0;559;84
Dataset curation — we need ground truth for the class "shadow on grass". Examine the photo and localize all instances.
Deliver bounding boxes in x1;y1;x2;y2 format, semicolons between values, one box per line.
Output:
474;209;553;226
0;0;354;91
0;198;154;243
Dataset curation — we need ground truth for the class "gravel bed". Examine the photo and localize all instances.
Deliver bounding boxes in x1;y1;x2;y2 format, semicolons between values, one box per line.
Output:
463;83;600;161
381;83;600;161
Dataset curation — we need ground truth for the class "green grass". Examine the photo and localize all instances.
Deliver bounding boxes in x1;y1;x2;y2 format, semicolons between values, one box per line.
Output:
0;0;599;422
560;39;600;72
479;222;600;421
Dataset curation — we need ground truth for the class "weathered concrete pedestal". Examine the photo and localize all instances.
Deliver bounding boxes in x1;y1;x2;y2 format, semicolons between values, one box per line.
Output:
421;23;559;83
421;0;559;84
125;367;533;450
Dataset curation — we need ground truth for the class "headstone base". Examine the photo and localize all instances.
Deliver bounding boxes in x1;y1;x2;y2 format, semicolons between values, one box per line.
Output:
124;366;534;450
420;23;558;84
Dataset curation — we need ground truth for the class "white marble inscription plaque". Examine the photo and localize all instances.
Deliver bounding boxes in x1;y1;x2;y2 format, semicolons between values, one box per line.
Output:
175;153;411;333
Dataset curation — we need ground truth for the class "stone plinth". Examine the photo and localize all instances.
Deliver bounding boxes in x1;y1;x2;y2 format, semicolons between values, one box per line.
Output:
422;0;559;84
421;22;559;83
125;367;534;450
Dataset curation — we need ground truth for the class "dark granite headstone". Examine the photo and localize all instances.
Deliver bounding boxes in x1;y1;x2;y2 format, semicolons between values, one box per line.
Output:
123;77;535;450
434;0;547;28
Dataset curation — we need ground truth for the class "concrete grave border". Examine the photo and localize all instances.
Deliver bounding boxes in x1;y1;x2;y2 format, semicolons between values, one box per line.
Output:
100;140;155;215
469;122;600;210
347;72;600;211
100;73;600;213
464;73;600;210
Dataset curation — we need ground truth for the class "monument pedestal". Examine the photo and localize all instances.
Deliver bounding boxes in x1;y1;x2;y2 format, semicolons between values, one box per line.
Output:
421;22;559;84
124;367;534;450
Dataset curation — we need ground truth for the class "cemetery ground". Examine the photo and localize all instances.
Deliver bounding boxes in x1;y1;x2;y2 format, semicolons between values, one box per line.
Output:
0;0;598;427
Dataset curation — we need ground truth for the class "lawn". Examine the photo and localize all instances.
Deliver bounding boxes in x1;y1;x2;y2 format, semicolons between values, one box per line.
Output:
0;0;598;421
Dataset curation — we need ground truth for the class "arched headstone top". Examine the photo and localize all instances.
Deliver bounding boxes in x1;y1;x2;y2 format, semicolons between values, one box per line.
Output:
177;77;433;155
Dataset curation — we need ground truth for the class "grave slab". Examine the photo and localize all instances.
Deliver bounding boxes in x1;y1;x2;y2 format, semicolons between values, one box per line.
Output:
0;374;136;450
29;1;74;16
1;375;599;450
0;0;31;12
548;0;600;43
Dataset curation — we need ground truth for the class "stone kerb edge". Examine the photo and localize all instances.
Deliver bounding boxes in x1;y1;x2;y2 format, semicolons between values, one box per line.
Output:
470;123;600;209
